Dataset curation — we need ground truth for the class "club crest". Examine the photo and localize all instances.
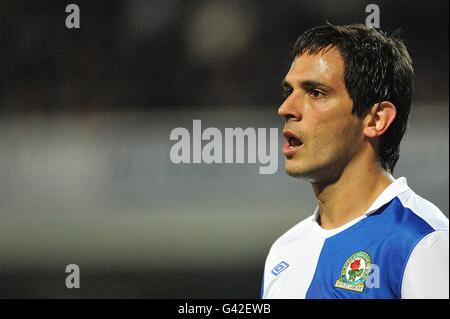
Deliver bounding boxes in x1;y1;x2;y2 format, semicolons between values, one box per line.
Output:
335;251;372;293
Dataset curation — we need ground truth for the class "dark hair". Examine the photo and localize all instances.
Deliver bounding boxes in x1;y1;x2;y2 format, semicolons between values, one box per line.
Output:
292;23;414;173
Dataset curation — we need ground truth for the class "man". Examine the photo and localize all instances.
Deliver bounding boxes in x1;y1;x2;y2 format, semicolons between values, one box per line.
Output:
261;24;449;299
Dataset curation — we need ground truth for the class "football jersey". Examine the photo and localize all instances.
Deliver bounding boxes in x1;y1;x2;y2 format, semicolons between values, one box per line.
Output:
261;177;449;299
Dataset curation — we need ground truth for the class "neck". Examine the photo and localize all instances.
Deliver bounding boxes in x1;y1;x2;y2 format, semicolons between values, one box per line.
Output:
312;156;394;230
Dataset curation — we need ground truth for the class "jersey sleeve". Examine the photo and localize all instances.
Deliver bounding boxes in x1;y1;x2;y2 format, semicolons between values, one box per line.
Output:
401;230;449;299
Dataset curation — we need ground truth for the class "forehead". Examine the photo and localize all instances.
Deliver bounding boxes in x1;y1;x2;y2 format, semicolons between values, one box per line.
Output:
285;47;345;87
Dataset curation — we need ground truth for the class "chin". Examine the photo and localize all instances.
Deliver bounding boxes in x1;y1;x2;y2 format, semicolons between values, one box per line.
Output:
284;160;308;178
284;159;327;182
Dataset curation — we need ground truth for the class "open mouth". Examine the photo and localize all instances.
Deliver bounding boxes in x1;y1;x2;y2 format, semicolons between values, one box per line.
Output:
287;136;303;147
283;129;303;156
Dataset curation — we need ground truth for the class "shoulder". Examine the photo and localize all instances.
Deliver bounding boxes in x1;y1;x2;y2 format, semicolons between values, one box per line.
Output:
374;188;448;260
363;187;447;249
391;188;449;298
396;188;448;231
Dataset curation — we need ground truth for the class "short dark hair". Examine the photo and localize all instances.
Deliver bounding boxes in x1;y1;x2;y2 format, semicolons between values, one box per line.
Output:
292;23;414;173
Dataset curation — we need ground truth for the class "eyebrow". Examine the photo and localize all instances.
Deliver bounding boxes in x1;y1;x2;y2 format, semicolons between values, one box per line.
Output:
282;79;334;92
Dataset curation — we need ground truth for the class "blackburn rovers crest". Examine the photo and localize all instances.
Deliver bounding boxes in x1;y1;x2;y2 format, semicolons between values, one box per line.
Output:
335;251;372;293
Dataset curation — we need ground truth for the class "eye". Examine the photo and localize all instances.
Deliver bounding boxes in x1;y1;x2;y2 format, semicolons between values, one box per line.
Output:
282;87;293;98
310;89;326;98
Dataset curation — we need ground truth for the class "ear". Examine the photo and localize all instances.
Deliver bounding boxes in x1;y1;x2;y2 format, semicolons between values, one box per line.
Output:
363;101;397;138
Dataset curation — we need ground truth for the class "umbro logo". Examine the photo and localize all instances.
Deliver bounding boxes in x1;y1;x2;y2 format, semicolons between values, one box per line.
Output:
271;261;289;276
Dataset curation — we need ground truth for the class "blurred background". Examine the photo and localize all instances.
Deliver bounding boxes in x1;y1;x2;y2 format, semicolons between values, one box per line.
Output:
0;0;448;298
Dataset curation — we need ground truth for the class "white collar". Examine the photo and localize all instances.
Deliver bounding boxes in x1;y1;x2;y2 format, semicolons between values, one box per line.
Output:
364;176;410;216
311;177;411;237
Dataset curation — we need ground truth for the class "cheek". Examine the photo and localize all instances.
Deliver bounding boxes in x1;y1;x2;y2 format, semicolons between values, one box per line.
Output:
310;120;360;152
305;100;360;150
305;107;345;131
306;126;337;156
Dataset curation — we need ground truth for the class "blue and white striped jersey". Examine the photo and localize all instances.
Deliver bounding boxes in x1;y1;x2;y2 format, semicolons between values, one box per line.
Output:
262;177;449;299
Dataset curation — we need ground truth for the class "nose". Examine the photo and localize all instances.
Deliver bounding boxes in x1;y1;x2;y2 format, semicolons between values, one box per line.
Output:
278;92;302;121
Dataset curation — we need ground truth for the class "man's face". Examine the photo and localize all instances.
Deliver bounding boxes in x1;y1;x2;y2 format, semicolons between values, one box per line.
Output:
279;47;364;183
